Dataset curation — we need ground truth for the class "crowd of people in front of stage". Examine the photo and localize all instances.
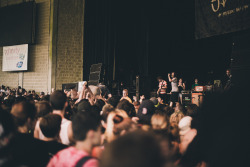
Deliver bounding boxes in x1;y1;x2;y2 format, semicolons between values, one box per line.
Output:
0;68;247;167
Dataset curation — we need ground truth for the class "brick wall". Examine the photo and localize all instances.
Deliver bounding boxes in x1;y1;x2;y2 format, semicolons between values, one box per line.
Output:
0;0;50;92
55;0;84;90
0;0;84;92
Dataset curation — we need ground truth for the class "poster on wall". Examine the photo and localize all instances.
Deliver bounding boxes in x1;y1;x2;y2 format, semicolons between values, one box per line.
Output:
2;44;28;71
195;0;250;39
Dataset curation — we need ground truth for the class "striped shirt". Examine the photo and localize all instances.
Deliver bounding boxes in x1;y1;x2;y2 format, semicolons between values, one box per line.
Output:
158;80;167;94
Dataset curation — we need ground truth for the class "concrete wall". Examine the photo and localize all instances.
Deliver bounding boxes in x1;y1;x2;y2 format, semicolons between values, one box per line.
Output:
0;0;84;92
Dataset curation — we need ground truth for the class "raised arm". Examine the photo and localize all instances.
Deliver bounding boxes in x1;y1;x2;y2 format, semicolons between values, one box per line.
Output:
168;73;173;82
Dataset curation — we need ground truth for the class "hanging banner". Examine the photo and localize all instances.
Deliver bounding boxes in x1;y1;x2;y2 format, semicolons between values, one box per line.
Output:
2;44;28;71
195;0;250;39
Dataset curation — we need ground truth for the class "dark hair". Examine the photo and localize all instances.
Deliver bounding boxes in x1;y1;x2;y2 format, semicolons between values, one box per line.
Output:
72;112;101;141
39;114;62;138
94;99;106;112
50;90;67;110
186;104;199;118
36;101;52;118
157;76;163;80
107;96;120;108
117;99;136;117
11;101;37;127
40;95;50;102
100;130;165;167
77;99;91;112
101;104;115;123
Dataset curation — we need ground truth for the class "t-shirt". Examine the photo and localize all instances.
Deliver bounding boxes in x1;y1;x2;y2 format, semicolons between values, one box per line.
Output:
121;96;132;103
47;147;99;167
36;117;71;145
171;78;178;92
10;133;49;167
60;118;71;145
44;140;67;157
158;80;167;94
192;83;199;90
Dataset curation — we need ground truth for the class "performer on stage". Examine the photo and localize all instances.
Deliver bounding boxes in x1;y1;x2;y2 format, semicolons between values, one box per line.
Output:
191;78;199;91
223;69;233;90
178;78;185;104
157;76;168;103
168;72;179;107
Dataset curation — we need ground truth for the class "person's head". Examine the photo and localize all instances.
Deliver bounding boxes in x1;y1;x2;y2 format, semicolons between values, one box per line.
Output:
133;101;140;113
72;111;101;145
151;111;169;130
107;96;120;108
171;72;175;78
35;101;52;118
122;89;128;97
150;97;159;107
50;90;67;111
11;101;37;133
157;96;163;104
194;78;198;84
186;104;199;118
226;69;231;76
105;109;129;142
117;99;136;117
178;116;192;136
137;100;156;125
179;78;183;83
101;104;115;130
39;114;62;140
174;102;184;113
77;99;91;112
100;130;165;167
169;110;184;125
40;92;45;98
157;76;163;82
94;99;106;112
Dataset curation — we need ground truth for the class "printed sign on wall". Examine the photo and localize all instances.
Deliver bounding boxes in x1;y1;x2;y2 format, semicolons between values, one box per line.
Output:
2;44;28;71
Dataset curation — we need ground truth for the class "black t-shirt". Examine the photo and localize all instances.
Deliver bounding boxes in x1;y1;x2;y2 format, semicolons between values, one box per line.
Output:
9;133;68;166
44;140;67;158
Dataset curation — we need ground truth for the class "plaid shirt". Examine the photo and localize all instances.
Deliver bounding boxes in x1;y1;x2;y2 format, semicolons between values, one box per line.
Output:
158;80;167;94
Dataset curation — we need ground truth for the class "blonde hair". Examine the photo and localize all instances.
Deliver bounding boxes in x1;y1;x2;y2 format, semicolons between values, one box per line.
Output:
169;111;184;125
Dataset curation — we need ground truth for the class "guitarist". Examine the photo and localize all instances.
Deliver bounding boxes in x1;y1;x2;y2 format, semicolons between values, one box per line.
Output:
157;76;168;103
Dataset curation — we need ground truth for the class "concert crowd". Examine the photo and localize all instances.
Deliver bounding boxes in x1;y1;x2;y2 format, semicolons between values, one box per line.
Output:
0;72;248;167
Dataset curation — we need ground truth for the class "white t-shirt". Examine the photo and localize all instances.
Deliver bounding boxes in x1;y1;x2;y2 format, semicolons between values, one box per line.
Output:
60;118;71;145
171;77;179;92
36;117;71;145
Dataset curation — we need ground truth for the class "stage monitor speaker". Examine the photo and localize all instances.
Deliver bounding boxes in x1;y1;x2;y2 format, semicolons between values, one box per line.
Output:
231;32;250;86
182;93;191;108
89;63;103;85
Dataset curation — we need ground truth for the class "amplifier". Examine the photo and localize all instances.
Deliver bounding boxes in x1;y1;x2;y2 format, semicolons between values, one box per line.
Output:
195;86;206;92
182;93;191;108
